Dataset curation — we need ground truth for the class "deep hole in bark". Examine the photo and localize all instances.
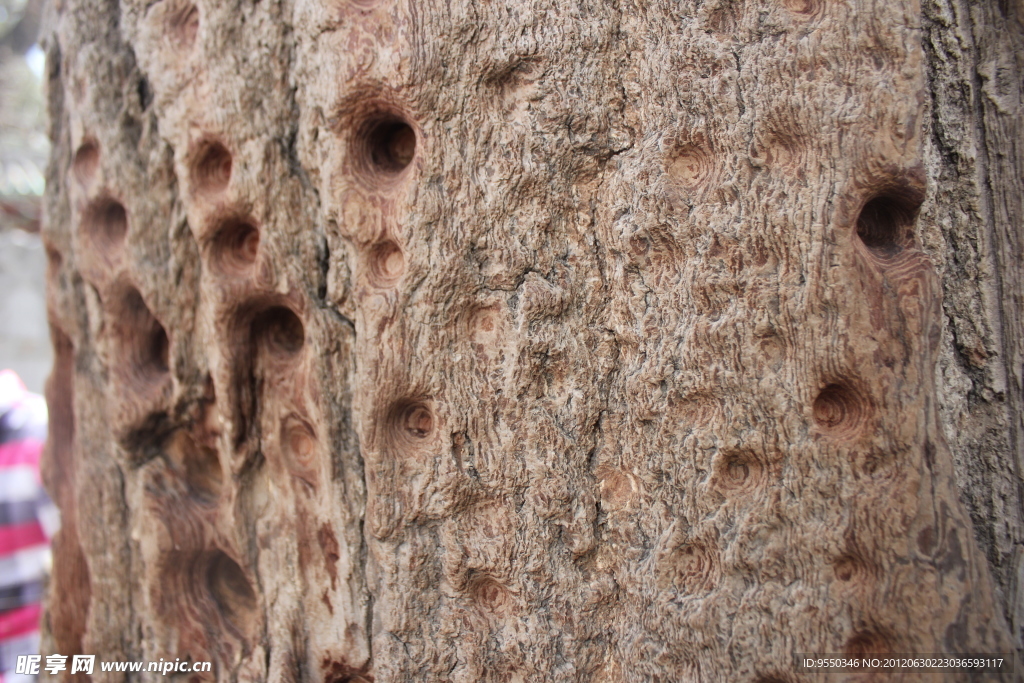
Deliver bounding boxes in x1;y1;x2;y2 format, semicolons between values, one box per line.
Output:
366;118;415;173
350;106;417;182
401;402;433;438
206;551;257;637
726;459;749;483
833;555;858;582
137;76;152;110
228;301;305;447
384;399;436;455
251;306;305;358
112;286;171;390
192;140;232;194
855;189;922;256
72;140;99;186
812;383;867;437
149;325;170;374
209;217;258;275
82;198;128;255
368;240;405;287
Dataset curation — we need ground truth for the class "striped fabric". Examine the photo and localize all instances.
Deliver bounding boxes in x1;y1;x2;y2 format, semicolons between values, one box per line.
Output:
0;371;57;683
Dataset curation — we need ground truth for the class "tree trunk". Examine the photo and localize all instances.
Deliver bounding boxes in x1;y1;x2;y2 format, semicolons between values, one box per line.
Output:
39;0;1024;680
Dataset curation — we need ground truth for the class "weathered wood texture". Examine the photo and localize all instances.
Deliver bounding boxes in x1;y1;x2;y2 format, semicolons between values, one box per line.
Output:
39;0;1023;680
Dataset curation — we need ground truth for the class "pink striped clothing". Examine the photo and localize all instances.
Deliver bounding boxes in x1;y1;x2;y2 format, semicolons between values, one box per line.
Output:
0;371;57;683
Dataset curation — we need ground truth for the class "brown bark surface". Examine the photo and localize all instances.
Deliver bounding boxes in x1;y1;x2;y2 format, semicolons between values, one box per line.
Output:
38;0;1024;680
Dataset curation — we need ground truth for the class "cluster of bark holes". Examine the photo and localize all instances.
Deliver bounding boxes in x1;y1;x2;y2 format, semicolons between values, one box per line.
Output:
350;104;439;590
176;407;304;657
188;141;303;365
181;137;288;647
72;141;172;390
72;141;254;656
799;181;926;651
351;105;417;288
178;109;425;660
809;182;923;437
190;141;263;281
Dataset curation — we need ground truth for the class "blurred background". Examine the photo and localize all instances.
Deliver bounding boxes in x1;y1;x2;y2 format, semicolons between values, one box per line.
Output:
0;0;50;393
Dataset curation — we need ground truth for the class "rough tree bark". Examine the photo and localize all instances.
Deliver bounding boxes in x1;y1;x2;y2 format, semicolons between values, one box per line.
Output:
38;0;1024;680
